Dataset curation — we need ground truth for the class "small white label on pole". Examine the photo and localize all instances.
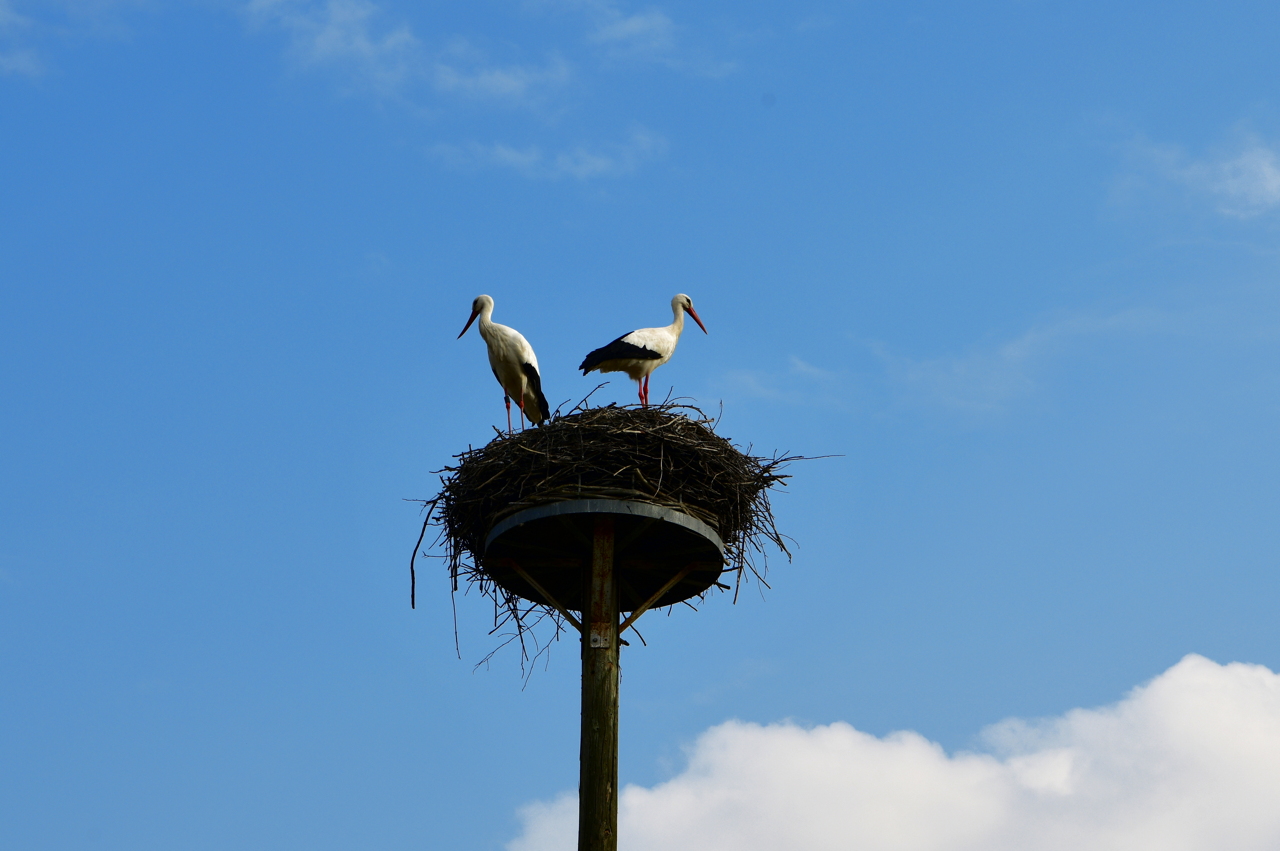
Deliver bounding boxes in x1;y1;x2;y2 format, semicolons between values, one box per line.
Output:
589;624;611;648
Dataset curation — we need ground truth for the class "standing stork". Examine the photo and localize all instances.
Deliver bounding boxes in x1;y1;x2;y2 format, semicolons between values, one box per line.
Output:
458;295;550;433
578;293;707;407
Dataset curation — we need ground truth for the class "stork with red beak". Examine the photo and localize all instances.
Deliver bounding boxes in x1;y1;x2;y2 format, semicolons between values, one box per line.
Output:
458;295;550;433
578;293;707;407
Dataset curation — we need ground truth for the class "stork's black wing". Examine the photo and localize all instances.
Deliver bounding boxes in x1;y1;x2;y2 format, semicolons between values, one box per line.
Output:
521;362;550;423
578;335;662;374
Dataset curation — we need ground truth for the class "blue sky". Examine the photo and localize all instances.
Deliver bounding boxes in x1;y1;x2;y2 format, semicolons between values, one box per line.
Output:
4;1;1280;849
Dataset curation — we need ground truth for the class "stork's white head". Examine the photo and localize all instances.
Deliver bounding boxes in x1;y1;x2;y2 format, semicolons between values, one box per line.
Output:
458;294;494;338
673;293;707;334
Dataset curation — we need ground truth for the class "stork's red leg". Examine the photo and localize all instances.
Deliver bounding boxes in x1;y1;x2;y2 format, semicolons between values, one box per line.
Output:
518;398;527;430
643;374;651;407
504;395;513;434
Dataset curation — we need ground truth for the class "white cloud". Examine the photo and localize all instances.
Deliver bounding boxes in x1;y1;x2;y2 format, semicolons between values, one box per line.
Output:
430;126;667;180
509;654;1280;851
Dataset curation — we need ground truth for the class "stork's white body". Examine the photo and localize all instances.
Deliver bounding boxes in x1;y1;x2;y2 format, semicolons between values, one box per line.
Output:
481;322;544;417
579;294;707;406
459;295;549;432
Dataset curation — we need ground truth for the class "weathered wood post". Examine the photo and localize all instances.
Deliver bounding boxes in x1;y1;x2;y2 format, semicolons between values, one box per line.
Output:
580;516;619;850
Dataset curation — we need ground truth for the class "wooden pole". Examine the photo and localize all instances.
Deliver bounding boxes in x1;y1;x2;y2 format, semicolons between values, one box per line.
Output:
579;516;619;851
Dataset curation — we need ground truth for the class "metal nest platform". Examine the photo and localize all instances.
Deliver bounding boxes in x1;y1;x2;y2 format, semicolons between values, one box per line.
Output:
484;499;725;613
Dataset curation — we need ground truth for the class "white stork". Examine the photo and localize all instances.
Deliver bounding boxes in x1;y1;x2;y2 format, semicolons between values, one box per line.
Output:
578;293;707;407
458;295;550;433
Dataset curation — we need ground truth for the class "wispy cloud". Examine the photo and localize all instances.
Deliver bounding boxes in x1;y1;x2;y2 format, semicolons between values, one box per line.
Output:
0;0;42;77
795;12;837;33
1181;139;1280;218
246;0;419;94
535;0;676;55
429;125;667;180
734;292;1277;419
242;0;700;178
534;0;732;75
872;309;1169;413
0;0;20;28
433;39;571;101
246;1;572;103
721;355;849;407
0;45;39;75
587;7;676;58
1131;130;1280;219
510;654;1280;851
722;308;1177;415
0;1;171;77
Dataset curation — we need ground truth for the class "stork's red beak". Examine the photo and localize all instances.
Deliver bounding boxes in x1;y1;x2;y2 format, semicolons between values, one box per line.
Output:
458;309;479;339
688;307;708;334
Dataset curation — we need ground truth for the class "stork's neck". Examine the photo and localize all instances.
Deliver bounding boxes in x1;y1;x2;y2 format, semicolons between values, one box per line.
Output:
476;300;496;338
668;300;685;337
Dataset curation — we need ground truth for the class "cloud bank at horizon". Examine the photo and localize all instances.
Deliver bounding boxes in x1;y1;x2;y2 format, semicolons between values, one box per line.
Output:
509;654;1280;851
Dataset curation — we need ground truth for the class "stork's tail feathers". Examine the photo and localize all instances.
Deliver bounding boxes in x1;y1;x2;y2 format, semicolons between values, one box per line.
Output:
521;362;550;424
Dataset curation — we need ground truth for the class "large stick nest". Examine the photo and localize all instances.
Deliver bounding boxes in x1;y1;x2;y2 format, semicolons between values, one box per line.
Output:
412;402;798;665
